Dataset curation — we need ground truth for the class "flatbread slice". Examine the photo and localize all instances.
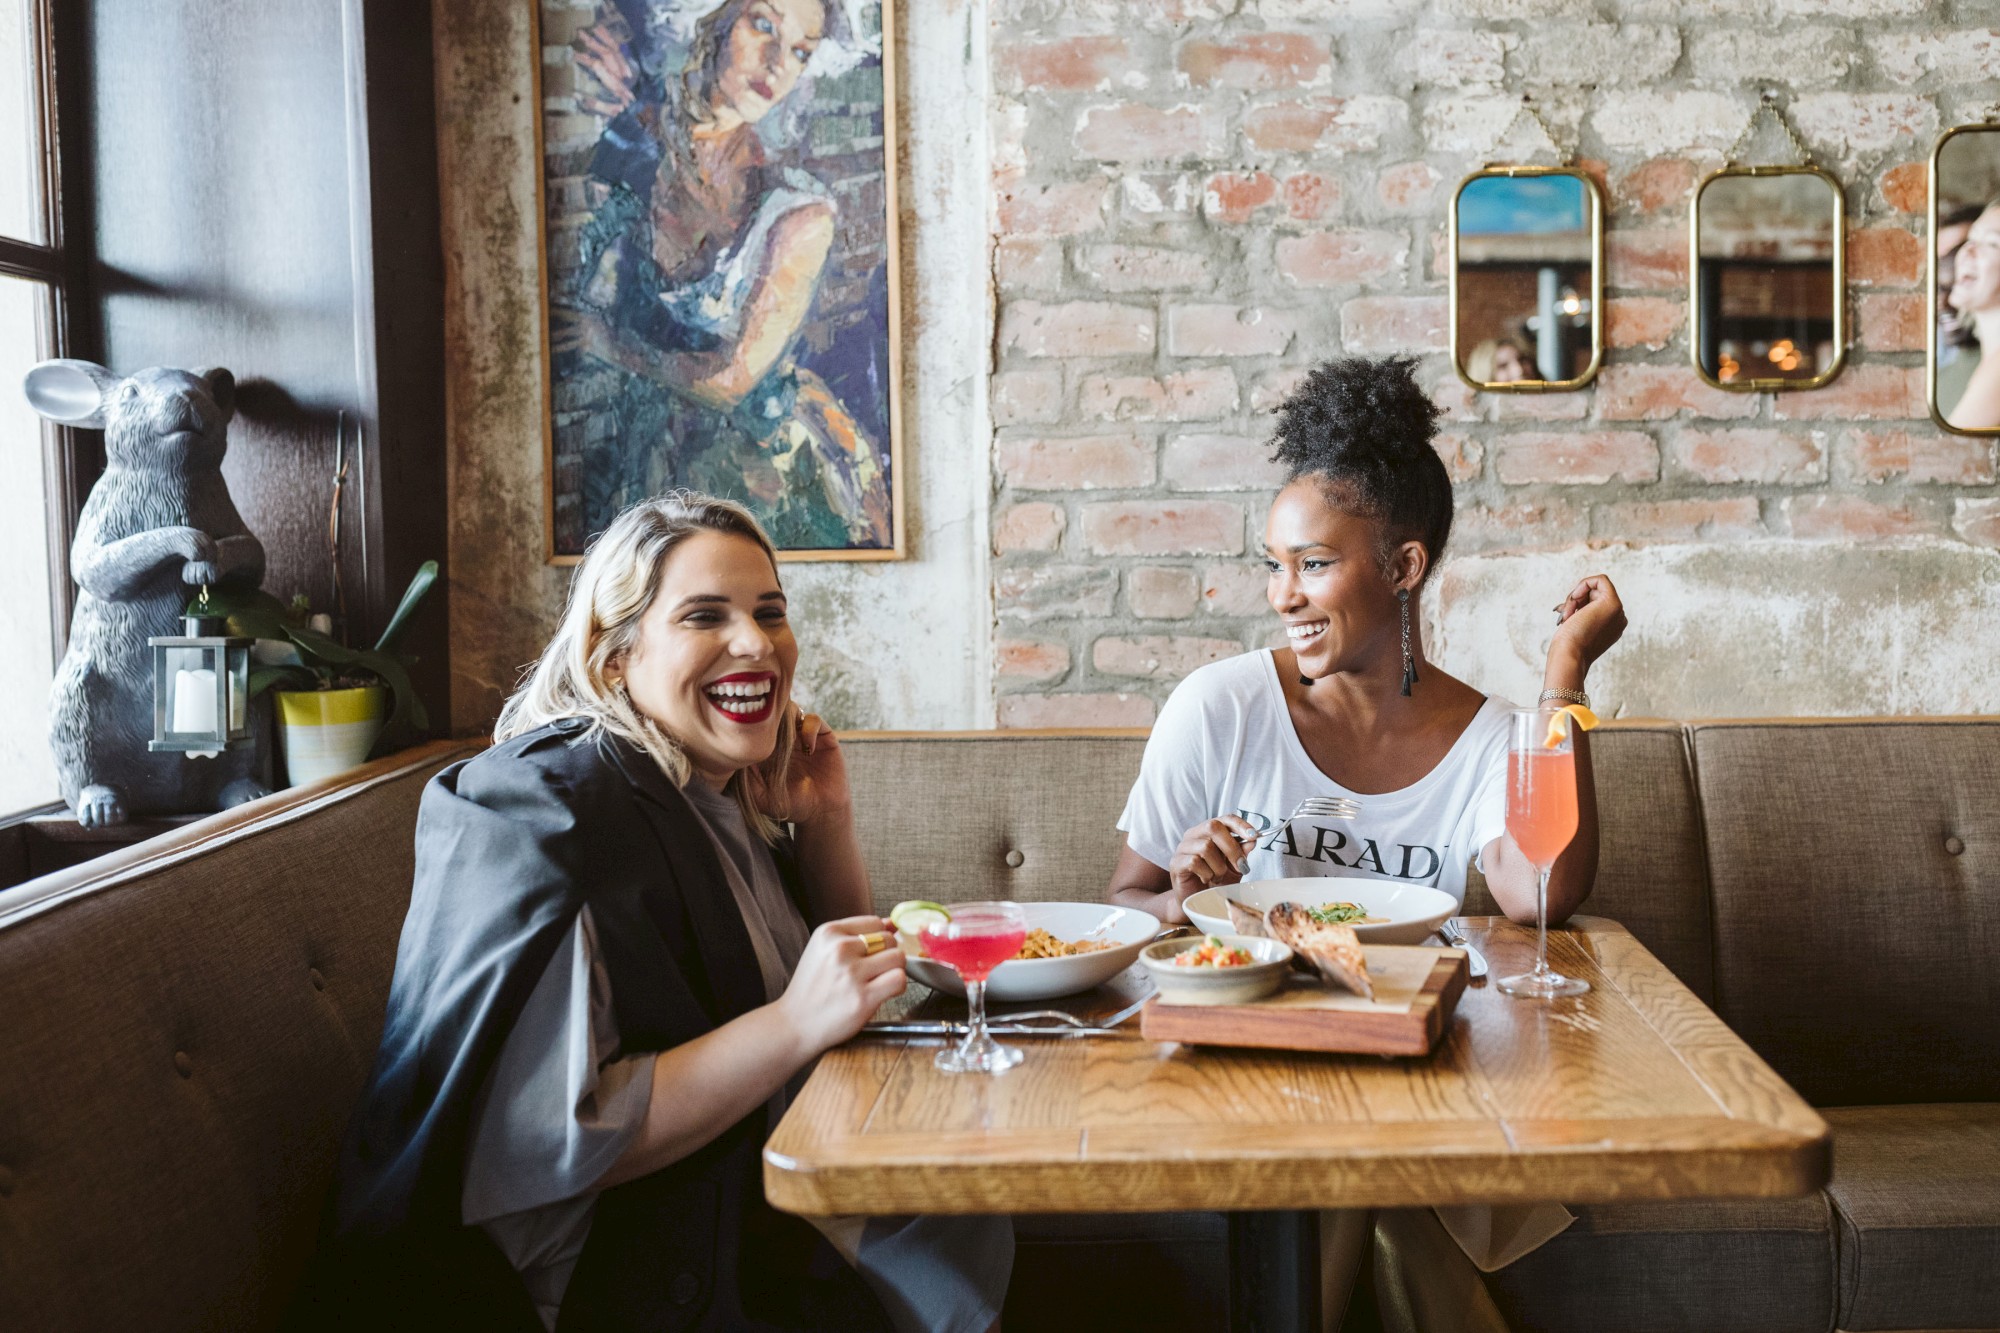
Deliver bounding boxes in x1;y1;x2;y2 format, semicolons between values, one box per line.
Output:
1266;903;1374;1000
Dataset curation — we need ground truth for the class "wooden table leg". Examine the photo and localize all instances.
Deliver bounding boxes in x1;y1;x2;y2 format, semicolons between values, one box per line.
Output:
1228;1209;1321;1333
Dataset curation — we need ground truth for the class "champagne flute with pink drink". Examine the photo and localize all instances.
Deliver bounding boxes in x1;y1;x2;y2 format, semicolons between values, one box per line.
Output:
1497;708;1590;999
922;901;1029;1074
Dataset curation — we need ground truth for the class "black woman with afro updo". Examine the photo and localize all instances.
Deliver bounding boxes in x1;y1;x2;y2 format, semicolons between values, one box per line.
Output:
1107;354;1627;929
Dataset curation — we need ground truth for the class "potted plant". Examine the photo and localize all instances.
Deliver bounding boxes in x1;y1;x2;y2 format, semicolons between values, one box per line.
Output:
209;561;439;787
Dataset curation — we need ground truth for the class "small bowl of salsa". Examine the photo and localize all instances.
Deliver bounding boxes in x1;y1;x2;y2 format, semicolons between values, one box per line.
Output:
1140;933;1293;1006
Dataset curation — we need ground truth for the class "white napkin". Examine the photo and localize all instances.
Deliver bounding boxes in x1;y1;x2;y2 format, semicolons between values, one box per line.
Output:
1432;1201;1576;1272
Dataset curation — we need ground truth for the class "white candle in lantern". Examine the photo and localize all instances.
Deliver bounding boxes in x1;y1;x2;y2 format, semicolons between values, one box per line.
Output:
172;667;219;735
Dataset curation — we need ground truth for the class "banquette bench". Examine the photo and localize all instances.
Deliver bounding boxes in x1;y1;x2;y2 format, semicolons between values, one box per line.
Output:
0;721;1994;1332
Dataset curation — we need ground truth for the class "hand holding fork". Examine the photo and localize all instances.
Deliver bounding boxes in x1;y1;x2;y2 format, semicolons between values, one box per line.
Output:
1168;795;1360;897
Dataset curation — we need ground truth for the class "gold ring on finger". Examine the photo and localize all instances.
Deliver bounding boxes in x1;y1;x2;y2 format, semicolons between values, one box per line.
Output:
860;931;890;955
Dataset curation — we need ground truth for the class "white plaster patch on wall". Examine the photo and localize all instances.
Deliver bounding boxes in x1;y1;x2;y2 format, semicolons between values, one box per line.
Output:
1431;542;2000;719
784;0;993;729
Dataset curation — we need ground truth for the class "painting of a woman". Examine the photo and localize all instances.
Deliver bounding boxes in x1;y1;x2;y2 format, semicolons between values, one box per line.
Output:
545;0;899;556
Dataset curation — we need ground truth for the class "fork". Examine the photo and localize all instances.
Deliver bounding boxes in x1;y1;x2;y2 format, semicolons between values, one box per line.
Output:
1253;795;1360;855
860;991;1155;1039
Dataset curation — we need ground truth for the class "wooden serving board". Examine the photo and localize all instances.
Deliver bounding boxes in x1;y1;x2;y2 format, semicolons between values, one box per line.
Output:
1140;945;1470;1056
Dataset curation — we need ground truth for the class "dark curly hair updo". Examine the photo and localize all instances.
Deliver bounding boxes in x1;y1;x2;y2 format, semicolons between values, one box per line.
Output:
1270;355;1452;585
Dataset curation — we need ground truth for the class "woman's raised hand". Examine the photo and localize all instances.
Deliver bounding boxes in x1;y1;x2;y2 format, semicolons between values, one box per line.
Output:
1549;574;1627;682
573;25;638;119
778;916;906;1054
1168;816;1262;898
751;709;852;828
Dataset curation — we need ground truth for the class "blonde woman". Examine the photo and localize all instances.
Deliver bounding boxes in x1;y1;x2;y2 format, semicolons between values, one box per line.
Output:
320;494;1009;1332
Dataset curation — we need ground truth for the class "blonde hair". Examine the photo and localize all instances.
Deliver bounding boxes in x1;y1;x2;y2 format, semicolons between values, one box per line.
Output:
496;491;797;843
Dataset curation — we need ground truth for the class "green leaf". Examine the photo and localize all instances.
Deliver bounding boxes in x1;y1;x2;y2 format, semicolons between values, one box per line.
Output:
248;664;320;698
373;560;439;656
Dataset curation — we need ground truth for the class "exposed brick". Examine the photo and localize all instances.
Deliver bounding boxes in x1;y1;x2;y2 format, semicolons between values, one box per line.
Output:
1441;0;1596;15
1377;161;1442;212
996;638;1072;683
997;180;1110;235
1434;432;1485;482
1203;171;1278;223
1082;500;1246;555
1430;376;1480;423
1253;367;1313;413
1605;228;1688;291
994;502;1067;553
998;692;1156;729
1879;161;1928;214
1596;365;1760;421
998;36;1135;93
1849;227;1924;286
999;433;1155;490
1000;300;1156;357
1451;501;1589;553
1857;292;1926;352
1689;28;1856;89
1596;497;1764;542
996;237;1064;290
1077;367;1239;422
996;563;1120;619
1785;495;1933;540
1274;229;1407;287
992;369;1065;426
1613;158;1696;215
1076;103;1224;162
1163;433;1287;490
1282;172;1341;222
1200;561;1271;616
1178;33;1331;90
1670;428;1827;485
1423;95;1537;154
1166;303;1302;357
1790;93;1937;161
1077;243;1215;292
1340;297;1448;353
1773;365;1925;421
1493;431;1660;485
1847;429;1997;485
1242;96;1404;154
1491;394;1588;422
1952;497;2000;548
1870;29;2000;87
1095;634;1242;679
1589;91;1743;155
1606;297;1684;350
1119;172;1202;218
1129;566;1201;618
1513;25;1680;87
1402;28;1512;88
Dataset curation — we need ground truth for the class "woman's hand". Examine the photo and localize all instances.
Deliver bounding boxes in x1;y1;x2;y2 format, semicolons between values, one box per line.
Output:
1547;574;1626;688
573;24;638;119
1167;816;1261;899
777;916;906;1054
754;709;852;829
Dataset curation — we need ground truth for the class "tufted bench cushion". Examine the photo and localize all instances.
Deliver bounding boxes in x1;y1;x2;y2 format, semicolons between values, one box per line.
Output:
0;741;480;1333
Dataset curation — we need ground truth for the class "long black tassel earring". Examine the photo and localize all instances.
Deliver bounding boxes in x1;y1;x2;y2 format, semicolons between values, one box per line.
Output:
1399;588;1418;697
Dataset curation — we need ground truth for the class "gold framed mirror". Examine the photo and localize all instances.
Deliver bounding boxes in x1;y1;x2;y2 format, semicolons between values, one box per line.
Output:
1690;165;1846;391
1929;121;2000;434
1449;166;1605;393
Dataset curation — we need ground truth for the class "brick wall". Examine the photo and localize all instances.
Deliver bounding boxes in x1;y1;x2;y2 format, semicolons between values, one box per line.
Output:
986;0;2000;725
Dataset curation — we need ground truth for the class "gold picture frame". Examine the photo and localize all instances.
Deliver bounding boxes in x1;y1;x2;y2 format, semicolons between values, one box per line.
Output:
1688;164;1847;393
1927;120;2000;436
531;1;909;565
1448;165;1605;394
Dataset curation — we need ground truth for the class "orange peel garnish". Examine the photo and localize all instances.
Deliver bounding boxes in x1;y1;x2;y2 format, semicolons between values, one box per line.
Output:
1543;703;1600;748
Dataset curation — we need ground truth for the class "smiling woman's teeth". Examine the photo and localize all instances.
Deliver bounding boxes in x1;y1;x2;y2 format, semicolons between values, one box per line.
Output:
704;681;772;714
1287;622;1327;642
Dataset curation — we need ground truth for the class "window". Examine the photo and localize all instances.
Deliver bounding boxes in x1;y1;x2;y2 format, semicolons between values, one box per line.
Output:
0;0;64;815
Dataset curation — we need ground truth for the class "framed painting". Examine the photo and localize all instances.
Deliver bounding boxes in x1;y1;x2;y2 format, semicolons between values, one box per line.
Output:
534;0;906;562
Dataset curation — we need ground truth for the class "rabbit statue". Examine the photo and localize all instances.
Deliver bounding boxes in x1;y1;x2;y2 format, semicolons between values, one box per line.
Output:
24;359;272;827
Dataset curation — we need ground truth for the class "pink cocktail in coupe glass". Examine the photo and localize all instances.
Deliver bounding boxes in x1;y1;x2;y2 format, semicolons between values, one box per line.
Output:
921;901;1028;1074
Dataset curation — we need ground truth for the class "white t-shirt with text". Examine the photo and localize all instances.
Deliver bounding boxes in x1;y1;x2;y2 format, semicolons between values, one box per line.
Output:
1117;650;1515;906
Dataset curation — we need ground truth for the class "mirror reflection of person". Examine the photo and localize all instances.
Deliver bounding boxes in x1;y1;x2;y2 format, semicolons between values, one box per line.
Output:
1936;202;1984;418
1946;199;2000;430
1465;338;1529;385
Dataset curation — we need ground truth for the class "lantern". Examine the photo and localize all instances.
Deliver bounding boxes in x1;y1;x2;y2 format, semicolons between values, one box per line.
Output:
149;613;252;759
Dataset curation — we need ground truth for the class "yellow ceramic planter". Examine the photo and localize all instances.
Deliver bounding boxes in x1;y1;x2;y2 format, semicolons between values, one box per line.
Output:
277;686;389;787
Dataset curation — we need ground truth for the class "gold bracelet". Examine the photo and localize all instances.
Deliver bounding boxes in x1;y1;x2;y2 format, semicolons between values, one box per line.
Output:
1538;687;1590;707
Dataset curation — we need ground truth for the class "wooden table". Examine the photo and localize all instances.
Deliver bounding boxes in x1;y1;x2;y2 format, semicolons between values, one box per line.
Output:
765;917;1830;1329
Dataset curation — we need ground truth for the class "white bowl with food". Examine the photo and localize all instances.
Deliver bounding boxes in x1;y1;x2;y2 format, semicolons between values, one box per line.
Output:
900;901;1160;1003
1139;933;1293;1006
1182;878;1457;946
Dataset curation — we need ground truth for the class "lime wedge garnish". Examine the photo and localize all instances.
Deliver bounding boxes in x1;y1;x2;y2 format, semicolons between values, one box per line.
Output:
889;900;950;935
